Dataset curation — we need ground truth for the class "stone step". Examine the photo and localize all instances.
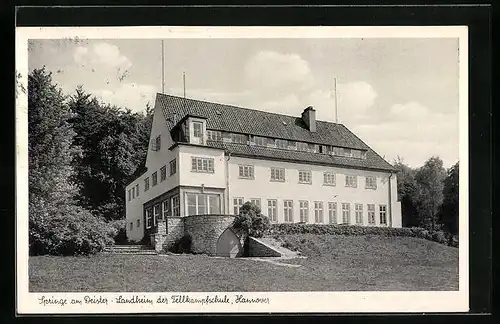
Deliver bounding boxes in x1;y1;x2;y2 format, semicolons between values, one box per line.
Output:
101;250;157;255
106;245;149;249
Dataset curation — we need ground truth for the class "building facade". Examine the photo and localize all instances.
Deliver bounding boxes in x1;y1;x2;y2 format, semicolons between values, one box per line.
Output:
125;93;402;242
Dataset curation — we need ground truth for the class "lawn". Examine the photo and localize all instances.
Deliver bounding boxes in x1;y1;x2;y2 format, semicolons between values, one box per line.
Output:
29;235;459;292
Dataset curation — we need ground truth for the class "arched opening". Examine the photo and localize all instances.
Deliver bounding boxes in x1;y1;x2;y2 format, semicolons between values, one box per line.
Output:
216;227;242;258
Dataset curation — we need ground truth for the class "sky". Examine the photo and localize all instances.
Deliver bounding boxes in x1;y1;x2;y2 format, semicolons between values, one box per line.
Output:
28;37;460;168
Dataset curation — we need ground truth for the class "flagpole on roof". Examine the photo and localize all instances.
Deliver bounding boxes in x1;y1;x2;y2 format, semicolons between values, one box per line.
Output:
334;77;338;123
161;39;165;94
183;72;186;110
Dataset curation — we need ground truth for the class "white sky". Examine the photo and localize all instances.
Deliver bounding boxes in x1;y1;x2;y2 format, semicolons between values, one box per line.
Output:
28;37;459;168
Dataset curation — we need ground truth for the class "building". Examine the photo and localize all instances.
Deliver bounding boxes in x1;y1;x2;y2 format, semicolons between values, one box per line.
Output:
125;93;402;244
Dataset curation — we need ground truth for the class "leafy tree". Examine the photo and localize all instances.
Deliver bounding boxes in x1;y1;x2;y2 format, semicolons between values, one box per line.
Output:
393;157;419;227
233;201;270;238
440;161;459;235
414;157;447;231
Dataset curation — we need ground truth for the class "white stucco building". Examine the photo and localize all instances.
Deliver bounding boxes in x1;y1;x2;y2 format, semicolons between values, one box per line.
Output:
125;93;402;242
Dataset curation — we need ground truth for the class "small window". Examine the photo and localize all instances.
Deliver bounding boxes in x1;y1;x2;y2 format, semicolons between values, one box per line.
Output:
129;222;133;231
314;201;324;224
207;130;222;142
328;202;337;224
297;142;308;151
267;199;277;222
128;189;131;201
153;204;160;225
270;167;285;182
160;166;167;182
145;208;153;229
135;184;139;197
284;200;294;223
191;157;214;173
250;198;261;210
299;170;312;184
155;135;161;151
132;187;135;199
231;133;248;144
238;165;254;179
169;159;177;176
144;177;150;191
162;200;170;219
341;203;350;224
299;200;309;223
275;139;288;149
365;176;377;189
355;203;363;225
193;122;203;138
323;172;336;186
136;219;140;228
367;204;376;225
379;205;387;225
345;175;357;188
152;172;158;186
171;195;180;216
233;197;244;215
253;136;267;146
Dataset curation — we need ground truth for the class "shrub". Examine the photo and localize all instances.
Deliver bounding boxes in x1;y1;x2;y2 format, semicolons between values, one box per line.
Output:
431;230;447;244
233;202;271;238
108;219;127;245
29;204;115;256
169;234;193;254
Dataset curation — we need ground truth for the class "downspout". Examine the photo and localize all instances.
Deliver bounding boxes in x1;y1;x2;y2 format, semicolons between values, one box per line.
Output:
225;150;231;215
388;172;393;227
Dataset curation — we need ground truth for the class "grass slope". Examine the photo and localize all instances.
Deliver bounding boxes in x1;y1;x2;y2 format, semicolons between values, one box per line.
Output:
29;235;458;292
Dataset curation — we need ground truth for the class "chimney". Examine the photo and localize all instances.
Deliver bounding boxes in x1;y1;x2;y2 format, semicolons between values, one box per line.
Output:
301;106;316;132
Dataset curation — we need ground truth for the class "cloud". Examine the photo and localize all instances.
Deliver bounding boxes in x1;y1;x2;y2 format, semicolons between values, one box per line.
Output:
91;83;158;114
73;43;132;71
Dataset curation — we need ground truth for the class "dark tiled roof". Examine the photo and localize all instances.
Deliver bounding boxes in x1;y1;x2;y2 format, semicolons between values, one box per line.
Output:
157;93;396;172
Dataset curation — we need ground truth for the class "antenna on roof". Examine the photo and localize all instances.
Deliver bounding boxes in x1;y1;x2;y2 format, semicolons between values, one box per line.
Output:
333;77;339;123
161;40;165;94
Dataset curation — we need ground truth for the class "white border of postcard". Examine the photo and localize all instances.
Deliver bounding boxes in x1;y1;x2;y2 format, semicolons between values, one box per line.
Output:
15;26;469;314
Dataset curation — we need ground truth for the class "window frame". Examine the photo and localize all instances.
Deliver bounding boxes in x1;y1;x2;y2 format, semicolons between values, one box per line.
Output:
192;121;204;138
270;167;285;182
207;130;222;142
299;200;309;223
298;170;312;184
328;202;337;224
323;171;336;186
367;204;376;225
160;165;167;182
169;159;177;176
152;171;158;186
379;205;387;225
250;198;261;210
345;175;358;188
253;136;267;146
136;184;139;197
231;133;249;144
365;176;377;189
355;203;363;225
145;208;153;229
136;219;140;228
171;195;180;217
162;200;170;219
233;197;244;215
191;157;215;173
238;164;255;179
267;199;278;222
341;203;351;225
284;200;294;223
144;177;150;191
314;201;324;224
275;139;288;149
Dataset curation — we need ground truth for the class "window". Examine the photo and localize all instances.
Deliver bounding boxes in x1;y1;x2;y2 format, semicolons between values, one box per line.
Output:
353;150;362;159
308;143;319;153
297;142;308;151
341;203;351;224
275;139;288;149
193;121;203;138
342;148;352;157
323;172;336;186
186;193;221;216
153;204;160;225
270;168;285;182
299;201;309;222
162;200;169;219
171;195;180;216
155;135;161;151
152;172;158;186
129;222;133;231
207;130;222;142
284;200;294;223
299;170;312;184
328;202;337;224
365;176;377;189
136;184;139;197
367;204;376;225
132;187;135;199
208;195;221;214
231;133;248;144
169;159;177;176
191;157;214;173
355;203;363;225
160;166;167;182
136;219;140;228
253;136;267;146
144;177;150;191
314;201;324;223
238;165;254;179
128;189;131;201
379;205;387;225
345;175;357;188
145;208;153;229
267;199;277;222
233;197;244;215
250;198;261;210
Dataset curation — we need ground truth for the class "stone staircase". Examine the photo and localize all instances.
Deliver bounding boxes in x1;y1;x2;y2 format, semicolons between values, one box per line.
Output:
102;244;157;255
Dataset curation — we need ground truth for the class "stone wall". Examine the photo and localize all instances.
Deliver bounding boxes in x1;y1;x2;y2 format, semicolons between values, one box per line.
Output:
183;215;236;255
248;237;282;257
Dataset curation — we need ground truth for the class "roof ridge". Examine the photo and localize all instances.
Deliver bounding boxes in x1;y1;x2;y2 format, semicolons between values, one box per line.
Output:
156;92;345;126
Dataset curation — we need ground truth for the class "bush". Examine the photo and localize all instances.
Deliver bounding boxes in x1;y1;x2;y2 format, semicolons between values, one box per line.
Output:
233;202;271;238
108;219;128;245
29;203;115;256
169;234;193;254
267;224;458;247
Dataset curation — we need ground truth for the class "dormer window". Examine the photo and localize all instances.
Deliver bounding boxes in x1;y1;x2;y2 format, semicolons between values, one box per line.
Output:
151;135;161;151
192;121;204;144
231;133;248;144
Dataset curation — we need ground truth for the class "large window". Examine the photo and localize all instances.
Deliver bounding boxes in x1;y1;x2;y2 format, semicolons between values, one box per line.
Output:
253;136;267;146
128;189;131;201
270;167;285;182
379;205;387;225
238;165;254;179
314;201;324;223
144;177;150;191
193;121;203;137
187;193;221;215
341;203;350;224
323;172;336;186
191;157;214;173
275;139;288;149
132;187;135;199
160;166;167;182
299;200;309;222
328;202;337;224
284;200;293;223
136;184;139;197
345;175;357;188
250;198;261;210
153;204;160;225
367;204;376;225
267;199;277;222
233;197;244;215
152;171;158;186
171;195;180;216
145;208;153;229
365;176;377;189
170;159;177;176
355;203;363;225
231;133;248;144
207;130;222;142
161;200;170;219
299;170;312;184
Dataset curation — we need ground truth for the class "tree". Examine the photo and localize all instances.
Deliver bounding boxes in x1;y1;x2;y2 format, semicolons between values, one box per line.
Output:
233;201;270;238
440;161;459;235
414;157;447;231
393;157;419;227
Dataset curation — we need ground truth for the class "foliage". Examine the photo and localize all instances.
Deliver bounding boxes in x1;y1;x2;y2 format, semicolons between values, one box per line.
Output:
233;202;271;238
393;157;419;227
109;219;128;245
440;162;459;235
169;234;193;254
268;223;457;247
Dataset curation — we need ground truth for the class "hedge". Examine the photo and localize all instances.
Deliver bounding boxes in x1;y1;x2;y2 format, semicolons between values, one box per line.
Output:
267;224;458;248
